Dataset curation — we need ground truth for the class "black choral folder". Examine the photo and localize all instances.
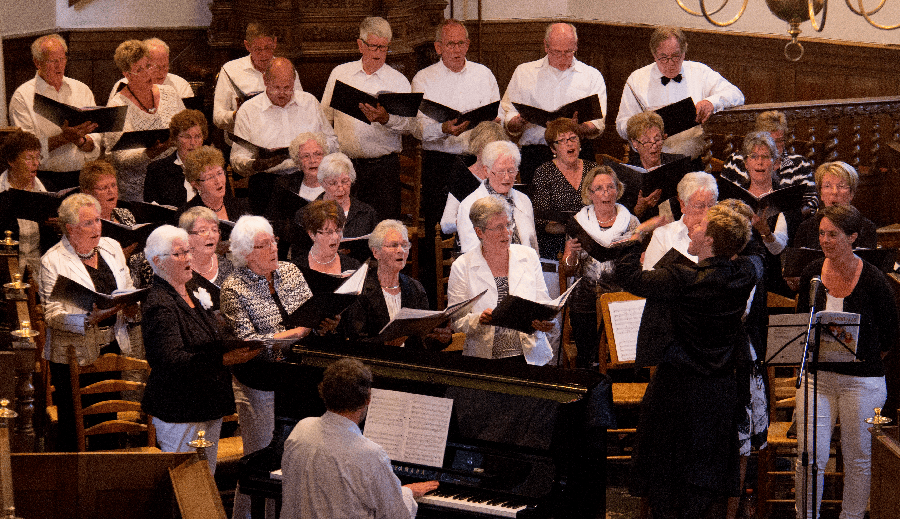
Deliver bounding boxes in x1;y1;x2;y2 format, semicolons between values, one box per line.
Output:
33;93;127;133
512;95;603;128
418;99;500;126
653;97;698;137
714;177;807;214
228;133;290;163
490;279;580;334
110;128;171;151
330;80;423;124
49;275;149;311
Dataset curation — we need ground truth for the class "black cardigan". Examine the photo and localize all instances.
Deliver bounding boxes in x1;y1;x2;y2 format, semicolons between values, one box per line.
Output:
141;275;235;423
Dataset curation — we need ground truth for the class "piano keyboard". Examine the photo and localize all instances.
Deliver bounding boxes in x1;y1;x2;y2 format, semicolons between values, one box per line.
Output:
417;488;529;518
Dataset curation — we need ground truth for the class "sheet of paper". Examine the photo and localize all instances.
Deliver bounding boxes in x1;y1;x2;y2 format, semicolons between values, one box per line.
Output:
608;299;646;363
363;388;453;468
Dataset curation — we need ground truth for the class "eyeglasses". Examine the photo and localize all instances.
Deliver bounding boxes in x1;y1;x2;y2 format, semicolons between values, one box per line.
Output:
589;185;617;194
74;217;101;229
189;227;220;237
655;52;684;64
748;154;773;162
553;135;579;146
441;40;469;50
547;49;576;58
198;169;225;183
362;40;389;52
637;137;663;148
381;241;411;252
686;201;716;212
324;178;352;188
299;151;324;161
484;223;514;233
253;237;279;250
249;44;276;53
316;228;343;237
491;169;517;178
821;182;851;192
164;250;191;260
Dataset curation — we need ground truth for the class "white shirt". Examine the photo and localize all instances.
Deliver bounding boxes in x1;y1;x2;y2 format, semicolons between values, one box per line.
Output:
642;217;697;270
212;55;303;132
298;183;325;201
321;60;416;158
500;56;607;146
108;73;193;104
230;91;338;176
411;60;501;154
9;73;101;172
281;411;417;519
616;61;744;158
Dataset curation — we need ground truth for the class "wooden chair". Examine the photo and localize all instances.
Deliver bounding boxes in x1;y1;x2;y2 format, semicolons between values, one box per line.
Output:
434;224;457;310
556;262;578;368
68;347;158;452
216;412;244;466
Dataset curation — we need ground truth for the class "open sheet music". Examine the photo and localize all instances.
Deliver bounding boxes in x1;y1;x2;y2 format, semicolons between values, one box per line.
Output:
376;289;487;341
285;263;369;328
606;299;647;364
330;80;423;124
49;275;149;311
363;388;453;468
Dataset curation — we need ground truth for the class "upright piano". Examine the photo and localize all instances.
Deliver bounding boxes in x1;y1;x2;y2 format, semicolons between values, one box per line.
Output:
238;340;614;518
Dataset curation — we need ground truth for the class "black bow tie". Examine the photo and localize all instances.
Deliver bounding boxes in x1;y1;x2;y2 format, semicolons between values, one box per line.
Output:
661;74;682;86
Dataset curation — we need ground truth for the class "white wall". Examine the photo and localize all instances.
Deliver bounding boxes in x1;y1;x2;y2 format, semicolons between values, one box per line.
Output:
450;0;900;46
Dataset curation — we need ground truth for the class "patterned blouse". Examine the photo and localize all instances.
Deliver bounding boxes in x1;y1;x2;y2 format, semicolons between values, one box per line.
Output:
220;261;313;341
111;207;154;288
531;160;596;260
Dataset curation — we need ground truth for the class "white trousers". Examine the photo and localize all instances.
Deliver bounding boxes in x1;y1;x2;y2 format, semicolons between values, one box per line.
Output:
794;371;886;519
231;376;276;519
153;417;223;475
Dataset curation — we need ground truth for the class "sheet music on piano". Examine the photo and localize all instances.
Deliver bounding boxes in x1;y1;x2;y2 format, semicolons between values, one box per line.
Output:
363;388;453;468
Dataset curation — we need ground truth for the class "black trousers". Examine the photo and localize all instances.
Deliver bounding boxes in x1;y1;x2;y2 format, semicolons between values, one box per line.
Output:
419;150;462;308
350;153;401;222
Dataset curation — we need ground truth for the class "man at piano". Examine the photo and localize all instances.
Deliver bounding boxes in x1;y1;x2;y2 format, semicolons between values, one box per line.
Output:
280;358;438;519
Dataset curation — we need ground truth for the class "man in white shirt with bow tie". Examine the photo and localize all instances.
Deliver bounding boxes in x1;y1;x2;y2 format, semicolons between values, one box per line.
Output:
615;26;744;159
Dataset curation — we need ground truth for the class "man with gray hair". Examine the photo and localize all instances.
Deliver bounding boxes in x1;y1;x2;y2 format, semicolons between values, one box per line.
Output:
320;16;417;221
280;358;438;519
642;171;718;269
9;33;100;190
107;38;194;103
231;57;337;214
501;22;607;185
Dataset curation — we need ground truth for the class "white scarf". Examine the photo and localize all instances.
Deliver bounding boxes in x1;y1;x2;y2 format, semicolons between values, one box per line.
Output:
574;203;631;247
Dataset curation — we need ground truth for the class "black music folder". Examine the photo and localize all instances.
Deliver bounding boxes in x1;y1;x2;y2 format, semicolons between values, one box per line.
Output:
607;155;702;211
781;246;897;277
653;247;696;270
512;95;603;128
330;80;423;124
715;177;807;214
298;267;354;295
117;200;178;224
653;97;698;136
101;220;158;249
33;93;127;132
285;264;368;328
222;70;262;103
0;186;77;223
376;290;487;342
418;99;500;126
110;128;171;151
564;219;632;264
228;133;290;162
49;275;149;311
339;233;373;261
490;279;580;334
535;208;577;225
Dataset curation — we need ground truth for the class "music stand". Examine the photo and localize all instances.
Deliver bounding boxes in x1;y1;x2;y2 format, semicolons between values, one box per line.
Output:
764;311;861;519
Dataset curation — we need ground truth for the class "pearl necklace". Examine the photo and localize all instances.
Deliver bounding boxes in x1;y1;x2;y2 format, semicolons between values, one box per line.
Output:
75;247;98;260
310;250;337;265
195;254;217;277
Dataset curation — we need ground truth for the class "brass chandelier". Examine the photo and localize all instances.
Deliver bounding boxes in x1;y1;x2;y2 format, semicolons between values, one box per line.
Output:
676;0;900;60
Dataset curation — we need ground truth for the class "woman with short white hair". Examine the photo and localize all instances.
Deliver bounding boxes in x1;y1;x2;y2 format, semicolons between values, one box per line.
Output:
141;224;252;474
221;215;334;517
455;141;538;253
41;192;138;451
313;152;377;240
448;196;554;365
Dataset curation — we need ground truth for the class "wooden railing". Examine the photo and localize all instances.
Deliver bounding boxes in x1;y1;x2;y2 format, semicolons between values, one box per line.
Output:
705;96;900;227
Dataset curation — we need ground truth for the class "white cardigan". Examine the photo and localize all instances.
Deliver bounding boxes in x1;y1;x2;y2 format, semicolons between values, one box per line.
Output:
40;236;134;365
448;243;552;365
456;183;539;254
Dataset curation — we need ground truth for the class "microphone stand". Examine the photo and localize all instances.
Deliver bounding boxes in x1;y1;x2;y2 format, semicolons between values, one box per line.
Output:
796;278;824;519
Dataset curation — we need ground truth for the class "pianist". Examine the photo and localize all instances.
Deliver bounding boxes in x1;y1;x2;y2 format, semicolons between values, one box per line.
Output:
280;358;438;519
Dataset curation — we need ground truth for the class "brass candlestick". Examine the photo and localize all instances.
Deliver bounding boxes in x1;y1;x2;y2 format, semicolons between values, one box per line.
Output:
866;407;893;433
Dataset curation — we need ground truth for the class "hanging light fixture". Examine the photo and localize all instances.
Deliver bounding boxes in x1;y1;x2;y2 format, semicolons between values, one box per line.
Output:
676;0;898;61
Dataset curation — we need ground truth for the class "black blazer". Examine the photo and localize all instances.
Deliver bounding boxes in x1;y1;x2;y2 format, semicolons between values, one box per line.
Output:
144;153;189;207
141;275;235;423
179;192;251;224
341;262;440;349
289;195;378;263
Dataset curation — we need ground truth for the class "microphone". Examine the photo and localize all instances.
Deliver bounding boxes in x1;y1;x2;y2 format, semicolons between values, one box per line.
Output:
809;276;826;311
